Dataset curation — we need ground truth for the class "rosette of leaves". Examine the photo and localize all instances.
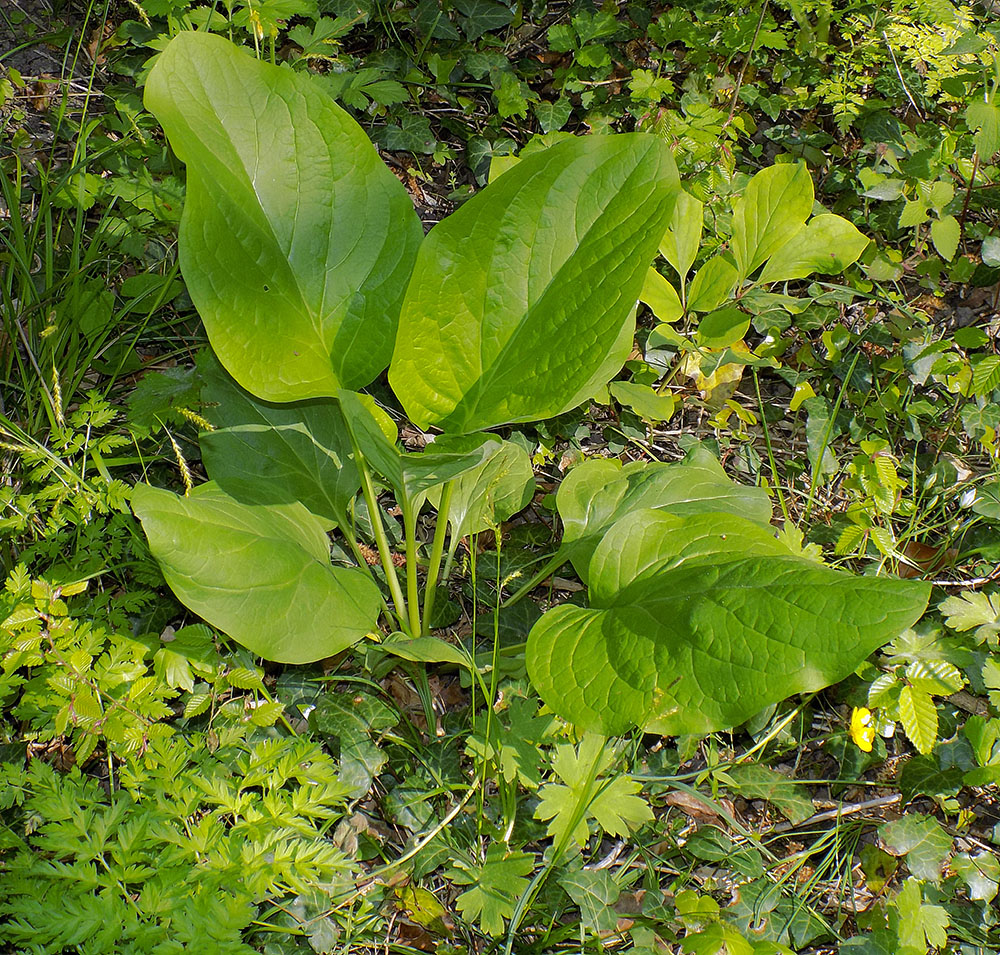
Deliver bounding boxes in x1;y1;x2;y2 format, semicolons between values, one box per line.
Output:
134;31;928;737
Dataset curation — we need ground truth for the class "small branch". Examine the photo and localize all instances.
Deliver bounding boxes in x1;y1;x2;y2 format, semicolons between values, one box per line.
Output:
765;793;901;836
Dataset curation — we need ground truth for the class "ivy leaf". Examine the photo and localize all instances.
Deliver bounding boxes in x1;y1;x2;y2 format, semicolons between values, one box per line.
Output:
449;846;535;936
558;868;621;935
727;765;814;824
880;814;951;881
898;685;937;755
534;734;653;850
310;691;399;797
952;851;1000;901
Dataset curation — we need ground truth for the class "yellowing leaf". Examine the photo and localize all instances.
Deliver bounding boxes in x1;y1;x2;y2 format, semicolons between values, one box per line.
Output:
850;706;876;752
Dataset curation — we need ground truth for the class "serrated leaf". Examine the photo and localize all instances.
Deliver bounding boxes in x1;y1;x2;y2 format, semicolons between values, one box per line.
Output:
145;32;422;400
971;355;1000;397
534;733;652;850
528;510;930;735
450;846;535;937
968;99;1000;158
881;814;952;881
940;590;1000;643
930;215;960;261
389;135;679;432
898;685;937;754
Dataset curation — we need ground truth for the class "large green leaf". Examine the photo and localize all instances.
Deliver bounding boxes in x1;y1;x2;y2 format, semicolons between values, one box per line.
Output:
145;32;422;401
389;134;679;432
556;451;772;579
132;483;382;663
732;163;813;280
527;510;930;735
758;214;869;284
426;439;535;538
336;390;502;500
198;354;359;525
658;189;703;283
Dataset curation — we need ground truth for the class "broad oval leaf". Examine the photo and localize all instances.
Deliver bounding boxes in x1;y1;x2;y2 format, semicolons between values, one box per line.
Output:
556;451;772;579
732;163;813;280
527;511;931;735
639;268;683;323
686;255;738;314
145;32;423;401
198;353;360;525
758;214;869;284
389;134;679;432
658;189;703;282
696;306;750;349
336;390;504;500
425;440;535;538
132;483;382;663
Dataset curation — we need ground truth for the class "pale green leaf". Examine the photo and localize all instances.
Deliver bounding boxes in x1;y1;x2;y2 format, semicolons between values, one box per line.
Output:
389;135;679;432
527;511;930;735
757;214;869;283
658;188;703;281
952;851;1000;901
898;685;938;755
930;214;960;261
534;734;652;849
556;452;772;581
609;381;676;422
687;255;739;313
968;99;1000;158
426;440;535;539
639;267;683;323
132;483;381;663
732;163;813;279
450;846;535;937
971;355;1000;397
880;814;951;881
145;32;422;400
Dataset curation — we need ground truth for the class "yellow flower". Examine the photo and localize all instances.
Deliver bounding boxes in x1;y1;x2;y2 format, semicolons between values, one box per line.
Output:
849;706;876;753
